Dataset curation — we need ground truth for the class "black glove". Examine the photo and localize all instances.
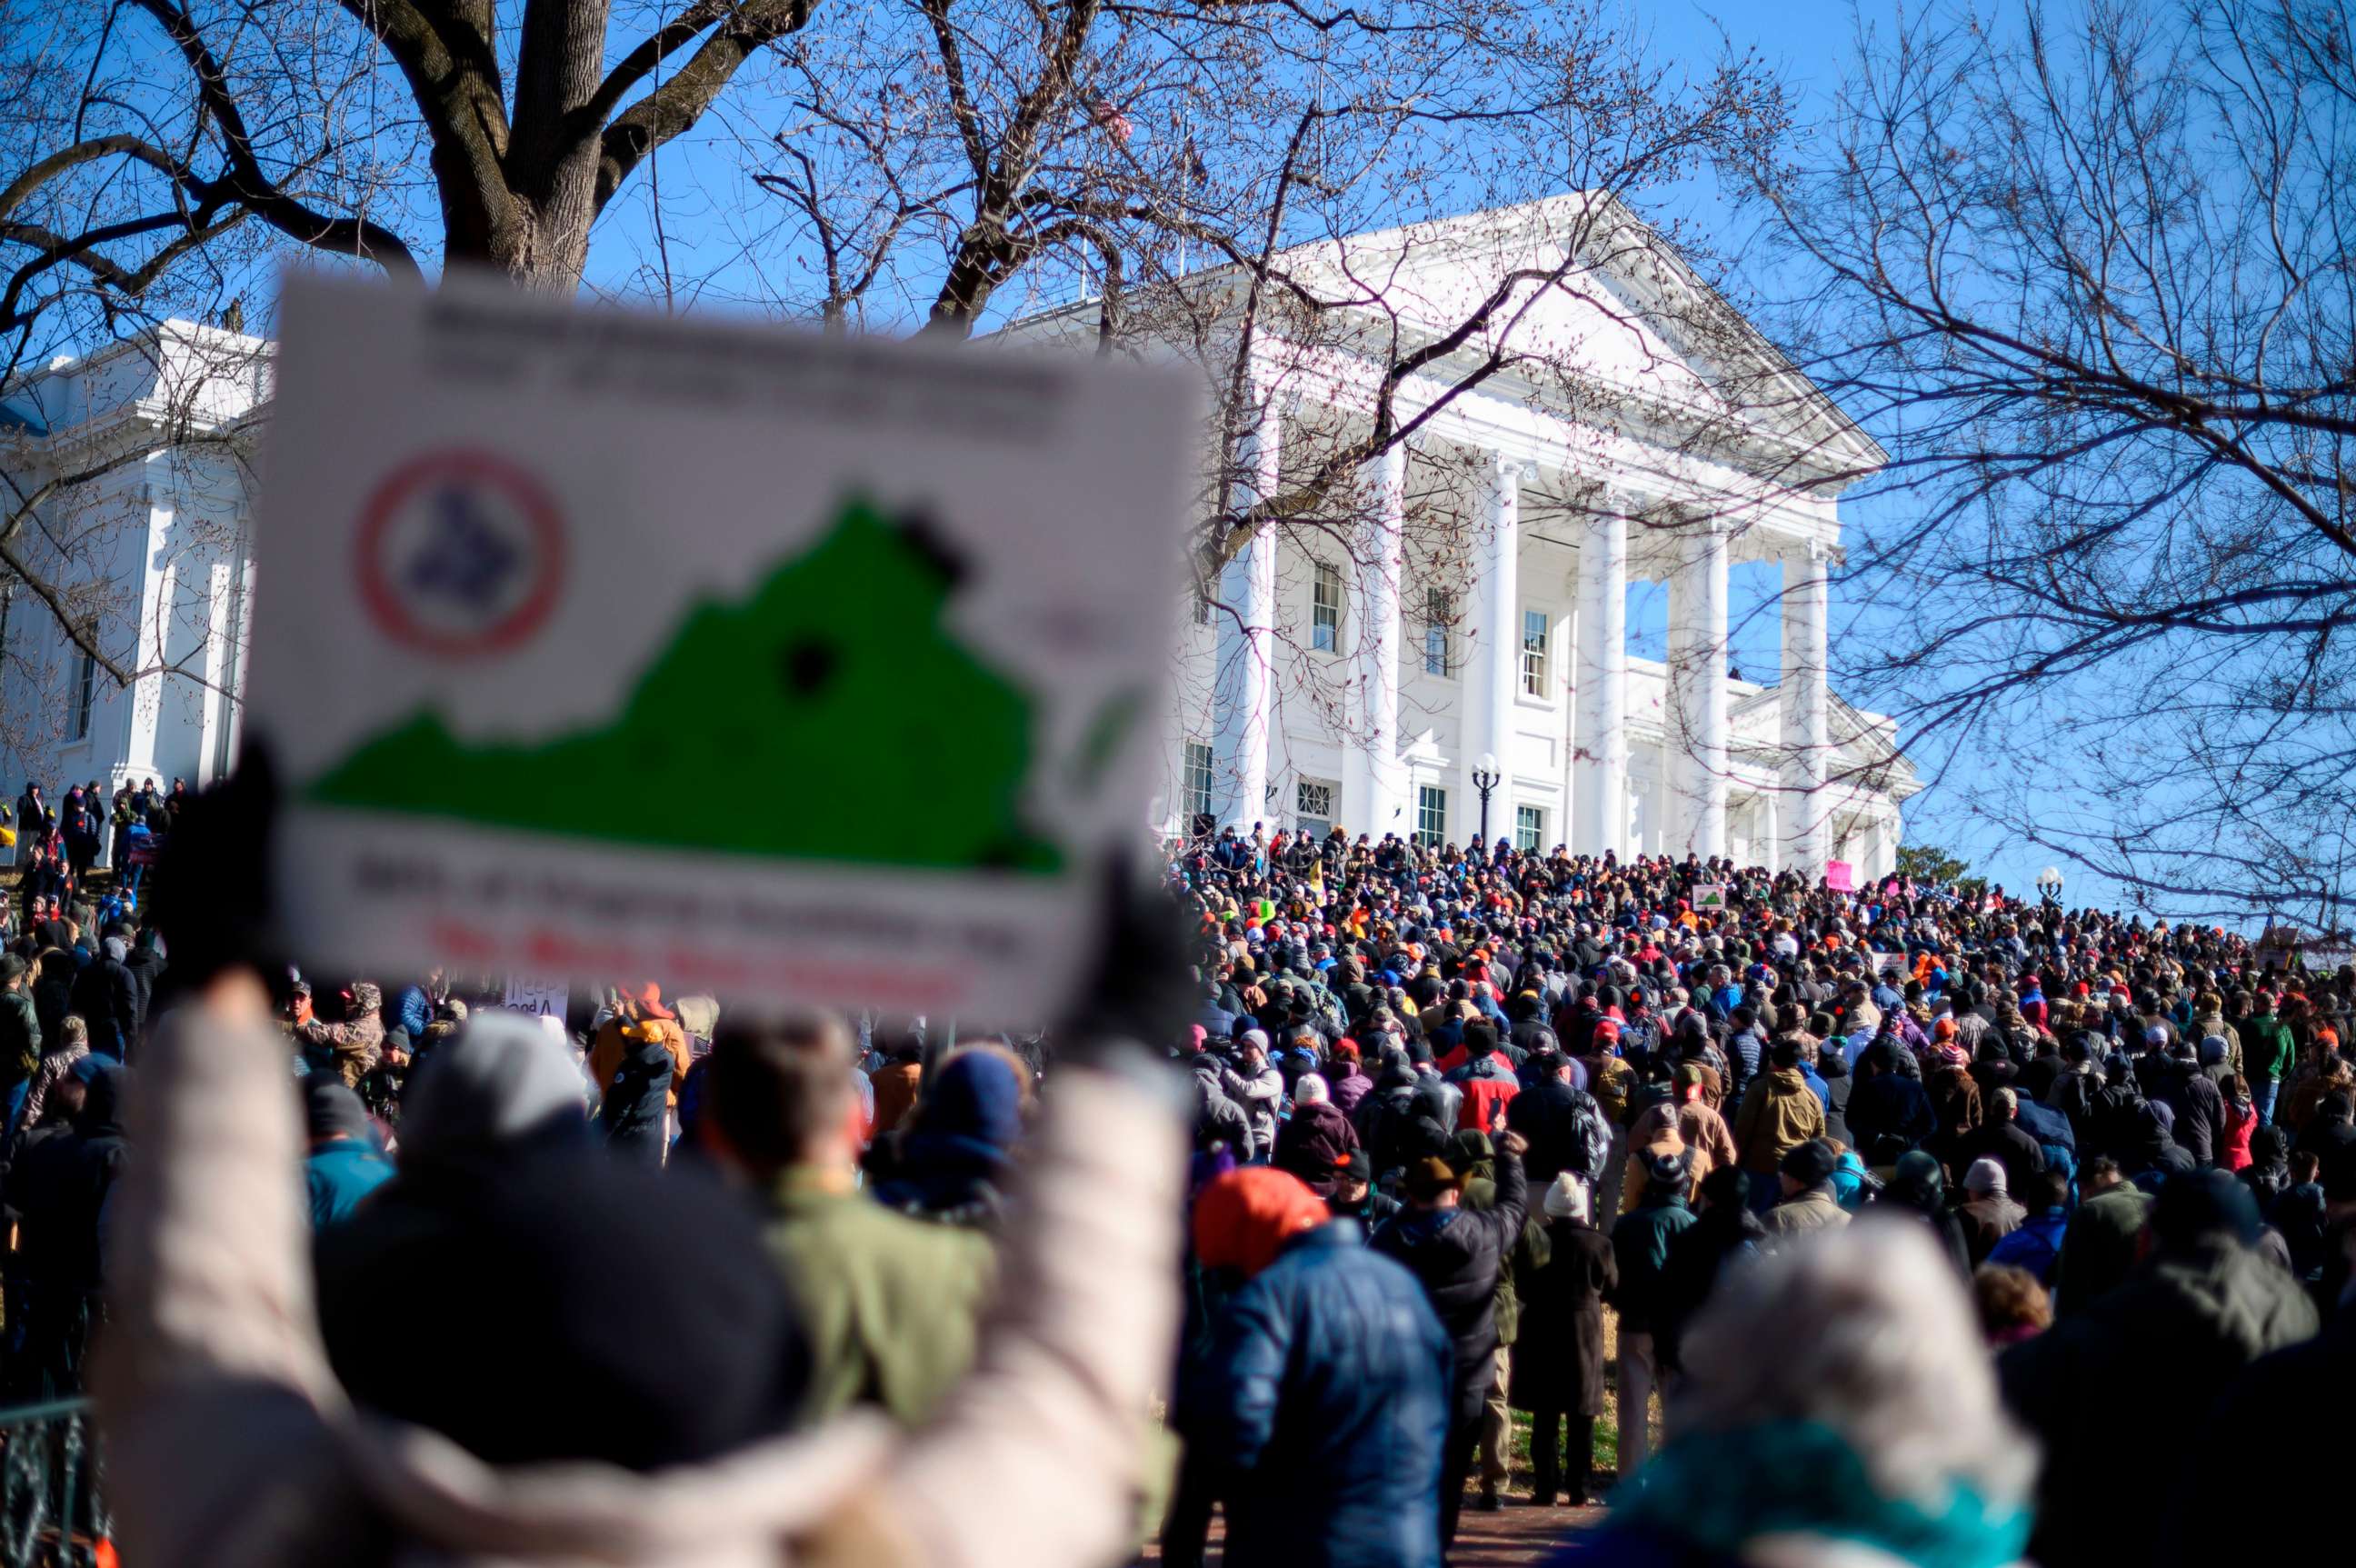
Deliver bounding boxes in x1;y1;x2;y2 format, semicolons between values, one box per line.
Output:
1055;850;1202;1091
151;735;284;992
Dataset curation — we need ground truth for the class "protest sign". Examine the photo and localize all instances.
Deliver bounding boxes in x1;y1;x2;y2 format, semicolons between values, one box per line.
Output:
1825;861;1854;892
1691;883;1729;913
248;276;1196;1024
501;975;570;1019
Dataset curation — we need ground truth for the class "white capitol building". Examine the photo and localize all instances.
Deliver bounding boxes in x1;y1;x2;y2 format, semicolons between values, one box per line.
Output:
1023;196;1920;881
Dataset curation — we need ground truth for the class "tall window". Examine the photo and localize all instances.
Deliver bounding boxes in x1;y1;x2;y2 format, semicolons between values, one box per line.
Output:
1183;740;1215;825
1311;561;1343;652
68;648;95;741
1521;607;1550;696
1296;779;1334;838
1416;784;1448;846
1193;588;1215;626
1423;587;1454;675
1515;804;1544;852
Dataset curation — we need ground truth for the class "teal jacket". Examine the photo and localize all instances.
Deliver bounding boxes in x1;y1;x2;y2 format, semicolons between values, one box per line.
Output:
305;1142;394;1228
1609;1193;1697;1333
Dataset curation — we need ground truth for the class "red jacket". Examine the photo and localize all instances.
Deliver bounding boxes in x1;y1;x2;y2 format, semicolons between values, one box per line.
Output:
1454;1054;1520;1134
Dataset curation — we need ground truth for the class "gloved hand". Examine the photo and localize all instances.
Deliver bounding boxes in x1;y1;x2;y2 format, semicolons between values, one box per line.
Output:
1055;851;1201;1084
151;736;285;992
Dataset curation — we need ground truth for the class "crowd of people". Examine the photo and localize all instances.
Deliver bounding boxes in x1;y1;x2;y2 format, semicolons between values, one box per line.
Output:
7;772;2353;1568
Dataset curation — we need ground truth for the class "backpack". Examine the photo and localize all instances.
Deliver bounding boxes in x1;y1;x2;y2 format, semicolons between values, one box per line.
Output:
1567;1087;1612;1184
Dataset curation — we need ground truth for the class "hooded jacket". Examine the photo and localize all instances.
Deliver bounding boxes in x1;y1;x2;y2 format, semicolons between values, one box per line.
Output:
297;982;386;1089
1193;1223;1451;1568
1273;1100;1361;1200
1369;1153;1530;1404
98;1004;1184;1568
1730;1067;1825;1174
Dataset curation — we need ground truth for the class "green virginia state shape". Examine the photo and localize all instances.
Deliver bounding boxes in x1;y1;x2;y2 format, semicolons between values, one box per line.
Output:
308;496;1064;874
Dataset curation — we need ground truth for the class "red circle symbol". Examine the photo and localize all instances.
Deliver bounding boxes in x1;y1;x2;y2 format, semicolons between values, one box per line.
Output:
355;451;566;657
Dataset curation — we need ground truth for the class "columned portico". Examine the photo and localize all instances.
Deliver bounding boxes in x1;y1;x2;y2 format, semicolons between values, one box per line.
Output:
1664;517;1730;858
1343;443;1406;836
1211;388;1280;827
1780;539;1832;874
1571;500;1628;855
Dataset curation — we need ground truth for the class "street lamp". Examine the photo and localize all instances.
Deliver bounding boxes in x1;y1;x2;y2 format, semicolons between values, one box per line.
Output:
2036;866;2063;904
1472;751;1499;845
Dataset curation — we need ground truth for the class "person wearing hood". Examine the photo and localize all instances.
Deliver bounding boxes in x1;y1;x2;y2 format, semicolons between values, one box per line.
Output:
1730;1037;1824;1212
699;1014;993;1428
1510;1173;1617;1507
1760;1138;1850;1240
1186;1167;1450;1568
1999;1170;2317;1568
868;1046;1028;1225
304;1009;810;1480
2121;1100;2197;1192
1273;1073;1361;1200
2051;1157;2151;1313
1360;1057;1452;1177
1370;1130;1531;1546
1584;1223;2035;1568
302;1074;392;1227
1190;1048;1256;1162
9;1058;129;1392
595;1008;686;1164
295;980;386;1089
70;932;140;1058
1958;1157;2026;1265
1870;1150;1972;1278
586;983;691;1129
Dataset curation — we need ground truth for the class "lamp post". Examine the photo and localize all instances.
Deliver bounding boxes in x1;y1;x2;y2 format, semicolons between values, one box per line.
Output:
1472;751;1499;846
2036;866;2063;905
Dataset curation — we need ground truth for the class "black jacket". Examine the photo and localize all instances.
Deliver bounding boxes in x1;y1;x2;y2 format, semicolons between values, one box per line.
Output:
1504;1077;1604;1188
70;956;139;1058
1370;1154;1529;1407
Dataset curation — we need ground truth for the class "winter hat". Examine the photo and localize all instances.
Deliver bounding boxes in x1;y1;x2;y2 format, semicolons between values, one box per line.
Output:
2199;1035;2229;1066
400;1012;591;1166
1240;1027;1271;1054
102;935;128;963
916;1048;1026;1155
304;1074;375;1144
1642;1144;1695;1196
1192;1166;1330;1278
1337;1149;1373;1184
1963;1157;2008;1197
1780;1138;1839;1188
1543;1172;1592;1222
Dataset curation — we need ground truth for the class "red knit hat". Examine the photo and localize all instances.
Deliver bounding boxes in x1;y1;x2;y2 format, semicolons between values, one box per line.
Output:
1192;1168;1329;1279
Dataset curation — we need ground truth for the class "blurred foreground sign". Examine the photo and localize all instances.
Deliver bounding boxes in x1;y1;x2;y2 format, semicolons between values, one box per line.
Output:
248;276;1194;1024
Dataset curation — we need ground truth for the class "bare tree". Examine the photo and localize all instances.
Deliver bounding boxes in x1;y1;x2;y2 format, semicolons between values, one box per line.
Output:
3;1;1793;810
1737;0;2356;924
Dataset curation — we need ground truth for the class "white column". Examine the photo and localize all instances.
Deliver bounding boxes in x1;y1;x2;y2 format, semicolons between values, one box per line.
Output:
1665;518;1730;859
1571;502;1627;856
1211;391;1280;830
1343;444;1406;837
1779;539;1832;876
1471;454;1523;846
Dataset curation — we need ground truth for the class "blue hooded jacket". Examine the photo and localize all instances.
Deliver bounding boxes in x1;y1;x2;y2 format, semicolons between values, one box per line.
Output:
1193;1222;1451;1568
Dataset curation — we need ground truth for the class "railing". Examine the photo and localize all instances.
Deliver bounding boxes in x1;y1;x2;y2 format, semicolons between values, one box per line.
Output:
0;1399;107;1567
